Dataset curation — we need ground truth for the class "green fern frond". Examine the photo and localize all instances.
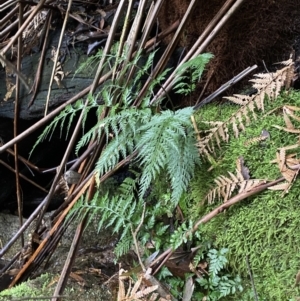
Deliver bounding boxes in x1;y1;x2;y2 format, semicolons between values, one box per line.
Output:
72;189;142;230
167;130;200;203
117;174;139;197
73;48;105;78
174;53;214;95
207;248;229;277
170;219;193;250
147;67;174;104
137;107;199;204
134;50;157;84
30;99;91;156
66;193;102;231
114;232;133;258
92;108;152;177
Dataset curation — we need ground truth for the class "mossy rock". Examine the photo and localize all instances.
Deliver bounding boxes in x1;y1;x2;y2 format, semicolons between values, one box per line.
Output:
190;89;300;300
0;272;112;301
0;273;52;301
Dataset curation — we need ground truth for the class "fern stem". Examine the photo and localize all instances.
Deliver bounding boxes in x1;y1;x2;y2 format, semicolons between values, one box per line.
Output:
246;255;259;301
193;178;283;231
131;203;147;271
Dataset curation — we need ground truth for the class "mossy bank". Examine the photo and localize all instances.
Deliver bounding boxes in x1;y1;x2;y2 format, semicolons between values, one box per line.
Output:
190;89;300;300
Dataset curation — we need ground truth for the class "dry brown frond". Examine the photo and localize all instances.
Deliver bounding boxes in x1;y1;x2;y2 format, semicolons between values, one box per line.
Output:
117;269;170;301
273;105;300;135
204;158;266;204
244;129;270;147
198;60;295;159
269;145;300;195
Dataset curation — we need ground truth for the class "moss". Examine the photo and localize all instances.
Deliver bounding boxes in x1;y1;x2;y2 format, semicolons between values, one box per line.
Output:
190;90;300;300
214;186;300;299
0;272;113;301
0;273;54;301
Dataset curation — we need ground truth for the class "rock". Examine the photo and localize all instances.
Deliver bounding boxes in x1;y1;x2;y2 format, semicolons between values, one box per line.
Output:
0;28;96;120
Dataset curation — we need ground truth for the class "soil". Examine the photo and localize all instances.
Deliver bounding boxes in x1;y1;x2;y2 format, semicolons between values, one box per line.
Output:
0;212;133;300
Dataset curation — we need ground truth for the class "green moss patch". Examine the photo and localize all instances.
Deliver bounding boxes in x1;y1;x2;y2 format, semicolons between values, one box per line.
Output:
190;90;300;300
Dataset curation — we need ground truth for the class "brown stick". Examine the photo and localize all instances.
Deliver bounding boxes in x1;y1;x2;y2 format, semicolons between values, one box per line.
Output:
194;65;258;109
5;147;44;173
52;177;96;301
0;159;48;193
9;175;94;287
15;3;24;247
28;10;52;108
135;0;199;106
44;0;72;116
193;178;283;230
151;0;246;104
0;5;19;29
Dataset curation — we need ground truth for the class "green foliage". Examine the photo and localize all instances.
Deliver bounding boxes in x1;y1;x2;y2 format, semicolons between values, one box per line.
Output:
136;107;200;203
31;46;167;155
114;232;133;259
90;108;151;173
0;273;53;301
208;248;229;277
40;48;211;209
70;179;143;257
74;47;105;77
169;219;193;250
196;248;243;300
174;53;214;95
155;245;242;301
30;93;100;157
34;44;217;299
157;266;185;299
210;185;300;300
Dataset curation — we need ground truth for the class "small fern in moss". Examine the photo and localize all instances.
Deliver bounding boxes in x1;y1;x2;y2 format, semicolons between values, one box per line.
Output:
196;248;243;300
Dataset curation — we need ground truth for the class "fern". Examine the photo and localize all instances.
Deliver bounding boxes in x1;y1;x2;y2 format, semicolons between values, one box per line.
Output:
169;219;193;250
66;50;210;262
30;95;100;157
174;53;214;95
92;108;151;176
114;232;133;259
136;107;200;204
196;248;243;300
73;48;105;78
207;248;229;277
69;187;144;258
85;106;200;206
31;47;160;155
35;45;213;284
204;169;266;204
